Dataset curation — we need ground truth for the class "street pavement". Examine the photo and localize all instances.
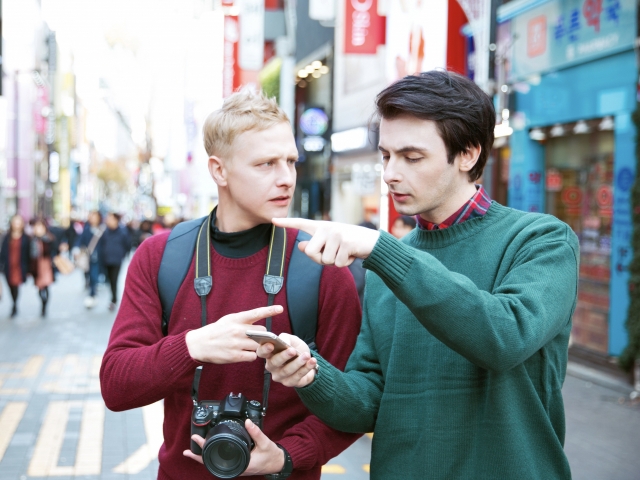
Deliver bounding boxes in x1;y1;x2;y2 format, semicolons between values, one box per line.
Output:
0;259;638;479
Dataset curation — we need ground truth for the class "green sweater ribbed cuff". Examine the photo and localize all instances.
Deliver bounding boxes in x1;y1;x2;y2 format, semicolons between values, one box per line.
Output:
295;354;337;404
362;231;414;288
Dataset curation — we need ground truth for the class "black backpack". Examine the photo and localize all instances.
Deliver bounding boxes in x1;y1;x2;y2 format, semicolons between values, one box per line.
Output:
157;217;323;348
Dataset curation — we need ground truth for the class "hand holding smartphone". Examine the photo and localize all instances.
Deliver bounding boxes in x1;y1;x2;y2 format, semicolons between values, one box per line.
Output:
245;330;298;357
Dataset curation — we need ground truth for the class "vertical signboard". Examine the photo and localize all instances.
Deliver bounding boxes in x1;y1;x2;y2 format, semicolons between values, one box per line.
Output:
385;0;448;82
239;0;265;71
344;0;386;54
223;16;241;98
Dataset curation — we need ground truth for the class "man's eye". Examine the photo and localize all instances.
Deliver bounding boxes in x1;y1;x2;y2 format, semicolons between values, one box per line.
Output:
381;156;390;162
406;157;422;163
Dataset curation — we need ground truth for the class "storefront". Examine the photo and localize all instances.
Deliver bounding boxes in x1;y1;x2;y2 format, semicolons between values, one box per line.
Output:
501;0;637;356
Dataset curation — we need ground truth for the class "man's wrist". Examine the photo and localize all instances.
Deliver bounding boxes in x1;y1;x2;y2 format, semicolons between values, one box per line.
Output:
264;444;293;479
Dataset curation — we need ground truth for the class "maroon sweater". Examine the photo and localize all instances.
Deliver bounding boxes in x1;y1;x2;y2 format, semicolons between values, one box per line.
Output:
100;228;362;480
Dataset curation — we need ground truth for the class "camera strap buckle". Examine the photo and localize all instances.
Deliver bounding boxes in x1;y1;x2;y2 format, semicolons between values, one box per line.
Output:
192;365;203;405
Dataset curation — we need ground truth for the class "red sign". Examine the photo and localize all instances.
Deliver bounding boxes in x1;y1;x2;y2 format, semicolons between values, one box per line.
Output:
546;168;563;191
344;0;386;54
583;0;603;32
223;16;241;98
527;15;547;57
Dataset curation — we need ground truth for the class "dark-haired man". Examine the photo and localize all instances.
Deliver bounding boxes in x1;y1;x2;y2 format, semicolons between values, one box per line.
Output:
259;71;579;479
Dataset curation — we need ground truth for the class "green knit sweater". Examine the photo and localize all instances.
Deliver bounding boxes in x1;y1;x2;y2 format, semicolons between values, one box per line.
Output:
298;202;579;479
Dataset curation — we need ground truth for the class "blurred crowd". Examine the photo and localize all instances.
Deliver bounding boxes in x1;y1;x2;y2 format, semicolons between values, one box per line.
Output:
0;212;185;318
0;211;419;319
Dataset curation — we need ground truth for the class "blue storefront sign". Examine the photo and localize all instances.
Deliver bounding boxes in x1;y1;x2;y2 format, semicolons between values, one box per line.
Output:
504;0;637;356
508;0;636;81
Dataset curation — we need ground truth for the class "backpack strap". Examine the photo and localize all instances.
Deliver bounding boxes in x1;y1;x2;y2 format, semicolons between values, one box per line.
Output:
286;230;323;351
158;216;207;335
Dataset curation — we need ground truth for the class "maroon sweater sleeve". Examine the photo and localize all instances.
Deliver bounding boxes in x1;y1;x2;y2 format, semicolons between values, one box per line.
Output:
277;264;363;470
100;234;201;411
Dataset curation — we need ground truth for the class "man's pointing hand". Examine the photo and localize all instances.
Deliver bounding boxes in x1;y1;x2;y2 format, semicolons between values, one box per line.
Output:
272;218;380;267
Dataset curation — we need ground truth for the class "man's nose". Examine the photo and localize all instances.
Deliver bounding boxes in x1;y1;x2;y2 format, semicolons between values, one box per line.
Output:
276;161;295;187
382;157;401;185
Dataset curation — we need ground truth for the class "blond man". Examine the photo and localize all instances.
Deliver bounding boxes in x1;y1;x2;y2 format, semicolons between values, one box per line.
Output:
100;91;362;480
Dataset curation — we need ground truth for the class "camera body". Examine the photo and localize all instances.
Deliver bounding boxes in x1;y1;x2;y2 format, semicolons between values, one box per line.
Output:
191;392;263;478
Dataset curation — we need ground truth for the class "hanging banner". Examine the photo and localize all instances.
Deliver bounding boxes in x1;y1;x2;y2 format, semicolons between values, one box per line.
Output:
223;16;241;98
239;0;265;70
344;0;386;54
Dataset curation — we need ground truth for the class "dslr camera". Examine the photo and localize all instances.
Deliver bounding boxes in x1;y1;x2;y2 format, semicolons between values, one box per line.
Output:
191;392;263;478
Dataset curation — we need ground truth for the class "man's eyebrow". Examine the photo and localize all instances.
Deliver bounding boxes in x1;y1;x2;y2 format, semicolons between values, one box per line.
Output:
378;145;429;154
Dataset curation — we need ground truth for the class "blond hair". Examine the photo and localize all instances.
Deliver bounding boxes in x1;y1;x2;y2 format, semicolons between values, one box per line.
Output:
203;90;290;158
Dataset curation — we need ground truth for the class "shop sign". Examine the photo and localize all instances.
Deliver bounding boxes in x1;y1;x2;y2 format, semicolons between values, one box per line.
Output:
351;165;378;195
331;127;370;153
223;16;241;98
299;108;329;136
344;0;386;54
239;0;265;71
385;0;447;81
546;168;563;191
509;0;636;81
310;0;336;21
49;151;60;184
302;136;326;152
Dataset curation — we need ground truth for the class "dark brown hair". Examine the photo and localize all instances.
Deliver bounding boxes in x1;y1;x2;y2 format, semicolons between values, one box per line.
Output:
375;70;495;182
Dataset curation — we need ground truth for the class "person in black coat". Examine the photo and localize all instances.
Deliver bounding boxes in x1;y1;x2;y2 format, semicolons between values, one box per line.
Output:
0;215;31;317
99;213;131;310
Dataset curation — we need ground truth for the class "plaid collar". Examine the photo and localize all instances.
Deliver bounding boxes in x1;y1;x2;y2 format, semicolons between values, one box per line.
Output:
416;185;492;231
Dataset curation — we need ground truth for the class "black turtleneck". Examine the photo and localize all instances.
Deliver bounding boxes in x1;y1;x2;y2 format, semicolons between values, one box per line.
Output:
210;208;272;259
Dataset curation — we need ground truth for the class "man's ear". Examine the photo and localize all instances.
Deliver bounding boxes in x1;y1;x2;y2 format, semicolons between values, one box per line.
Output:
458;144;481;173
208;156;227;187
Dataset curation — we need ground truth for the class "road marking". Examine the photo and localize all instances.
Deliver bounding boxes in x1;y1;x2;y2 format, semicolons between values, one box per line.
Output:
113;400;164;474
321;464;346;473
27;400;105;476
40;354;101;394
0;402;27;462
0;356;44;395
17;356;44;377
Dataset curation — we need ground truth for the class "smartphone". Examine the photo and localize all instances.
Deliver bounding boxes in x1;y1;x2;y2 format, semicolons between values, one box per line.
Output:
246;330;296;355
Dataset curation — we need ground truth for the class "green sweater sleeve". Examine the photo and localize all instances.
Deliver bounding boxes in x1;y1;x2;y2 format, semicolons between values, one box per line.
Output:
296;296;384;433
362;229;579;373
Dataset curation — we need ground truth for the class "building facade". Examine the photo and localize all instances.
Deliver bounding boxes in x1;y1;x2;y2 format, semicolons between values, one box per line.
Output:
499;0;637;357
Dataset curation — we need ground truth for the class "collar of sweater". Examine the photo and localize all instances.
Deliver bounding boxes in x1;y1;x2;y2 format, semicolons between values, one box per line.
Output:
210;207;272;259
406;202;511;249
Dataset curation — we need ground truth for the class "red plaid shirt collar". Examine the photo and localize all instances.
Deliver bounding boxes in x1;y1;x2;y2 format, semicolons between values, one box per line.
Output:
416;185;492;231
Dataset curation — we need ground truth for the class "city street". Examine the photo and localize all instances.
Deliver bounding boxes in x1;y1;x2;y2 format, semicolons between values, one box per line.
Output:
0;262;637;480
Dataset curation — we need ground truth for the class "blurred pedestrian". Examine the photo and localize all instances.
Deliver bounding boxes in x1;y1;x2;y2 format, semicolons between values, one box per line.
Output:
0;215;31;317
138;219;154;243
77;211;105;309
391;215;416;239
30;219;56;317
62;216;83;257
99;213;131;311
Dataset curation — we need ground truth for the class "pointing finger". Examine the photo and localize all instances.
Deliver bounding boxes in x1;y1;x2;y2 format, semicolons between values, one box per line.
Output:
230;305;283;325
272;217;319;235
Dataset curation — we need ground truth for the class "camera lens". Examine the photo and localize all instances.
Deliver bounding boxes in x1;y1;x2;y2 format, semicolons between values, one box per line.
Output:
202;420;252;479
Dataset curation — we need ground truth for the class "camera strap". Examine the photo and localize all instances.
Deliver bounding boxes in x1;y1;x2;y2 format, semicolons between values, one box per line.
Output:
191;210;287;416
